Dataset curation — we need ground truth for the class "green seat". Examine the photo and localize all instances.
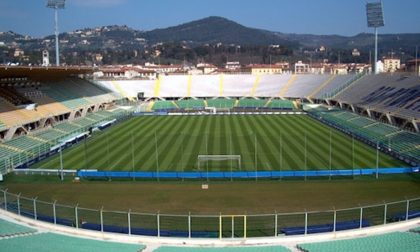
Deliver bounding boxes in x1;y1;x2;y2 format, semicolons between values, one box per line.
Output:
0;218;37;237
0;120;7;131
410;226;420;233
35;130;65;142
349;117;376;128
0;232;144;252
0;146;19;159
41;79;116;111
207;98;236;109
0;109;129;173
312;110;420;164
237;98;266;108
153;101;177;111
5;136;43;151
54;123;80;133
154;245;290;252
176;99;205;109
267;99;294;109
73;118;95;128
298;232;420;252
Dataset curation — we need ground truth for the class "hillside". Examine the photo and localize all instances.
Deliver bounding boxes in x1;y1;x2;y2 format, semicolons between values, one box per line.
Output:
281;32;420;50
143;16;295;46
1;16;419;65
2;16;420;50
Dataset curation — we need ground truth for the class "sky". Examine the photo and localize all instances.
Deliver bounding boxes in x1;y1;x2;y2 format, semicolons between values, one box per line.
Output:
0;0;420;38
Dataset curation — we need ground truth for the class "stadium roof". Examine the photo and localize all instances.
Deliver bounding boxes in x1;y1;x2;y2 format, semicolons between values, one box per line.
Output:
0;66;95;81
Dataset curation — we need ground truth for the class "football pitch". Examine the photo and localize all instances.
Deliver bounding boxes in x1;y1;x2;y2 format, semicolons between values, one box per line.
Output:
32;114;405;171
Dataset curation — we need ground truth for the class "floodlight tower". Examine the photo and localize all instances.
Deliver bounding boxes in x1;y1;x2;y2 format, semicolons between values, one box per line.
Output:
366;1;385;74
47;0;65;66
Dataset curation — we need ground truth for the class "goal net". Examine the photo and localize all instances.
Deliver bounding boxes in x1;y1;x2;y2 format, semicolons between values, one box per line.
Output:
197;155;241;172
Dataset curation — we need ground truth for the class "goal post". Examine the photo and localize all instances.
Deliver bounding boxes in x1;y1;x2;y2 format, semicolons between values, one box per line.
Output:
197;155;241;172
219;214;247;239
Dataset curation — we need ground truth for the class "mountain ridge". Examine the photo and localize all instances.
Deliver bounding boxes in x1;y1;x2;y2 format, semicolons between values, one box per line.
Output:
142;16;295;46
1;16;419;65
2;16;419;49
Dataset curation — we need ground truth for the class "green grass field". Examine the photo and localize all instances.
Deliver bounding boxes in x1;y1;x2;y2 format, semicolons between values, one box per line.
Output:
3;115;418;237
2;174;420;214
32;115;404;171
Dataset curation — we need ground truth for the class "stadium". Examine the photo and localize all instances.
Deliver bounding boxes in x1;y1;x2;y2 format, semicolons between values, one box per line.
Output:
0;64;419;250
0;1;420;252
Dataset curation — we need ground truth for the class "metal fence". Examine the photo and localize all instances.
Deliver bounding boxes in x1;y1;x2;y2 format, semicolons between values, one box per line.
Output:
1;189;419;239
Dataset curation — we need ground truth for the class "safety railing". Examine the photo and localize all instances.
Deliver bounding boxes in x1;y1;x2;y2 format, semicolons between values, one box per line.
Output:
1;189;419;239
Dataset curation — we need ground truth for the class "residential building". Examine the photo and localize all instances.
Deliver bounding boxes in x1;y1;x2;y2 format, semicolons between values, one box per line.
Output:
294;61;310;74
225;61;241;70
383;58;401;73
197;63;218;74
245;64;283;75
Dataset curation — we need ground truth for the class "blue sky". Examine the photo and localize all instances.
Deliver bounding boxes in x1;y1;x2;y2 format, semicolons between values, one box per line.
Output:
0;0;419;37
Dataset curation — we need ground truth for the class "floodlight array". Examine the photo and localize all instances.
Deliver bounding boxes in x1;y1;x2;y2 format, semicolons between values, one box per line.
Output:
366;2;384;28
46;0;66;66
47;0;66;9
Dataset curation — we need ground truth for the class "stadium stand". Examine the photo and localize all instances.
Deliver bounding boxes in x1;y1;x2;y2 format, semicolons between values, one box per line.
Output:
311;109;420;163
316;73;364;99
20;89;71;116
35;130;65;142
100;79;156;98
6;135;44;154
0;86;34;106
0;216;145;251
0;218;37;237
152;100;178;111
21;78;115;112
158;75;189;97
96;73;418;125
98;74;366;99
307;75;337;98
334;74;420;119
69;78;118;103
364;123;401;136
146;97;295;112
254;74;290;97
266;99;295;110
0;77;119;133
278;74;297;97
206;98;236;109
176;99;205;109
153;76;162;97
71;117;96;127
280;220;369;236
297;232;420;252
41;84;89;110
153;246;291;252
237;98;267;108
1;71;418;173
97;73;418;120
0;99;42;127
189;75;220;97
0;120;6;130
135;102;152;112
0;108;130;174
53;122;80;133
0;232;144;252
41;81;92;110
223;75;256;97
347;116;376;128
284;74;330;98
